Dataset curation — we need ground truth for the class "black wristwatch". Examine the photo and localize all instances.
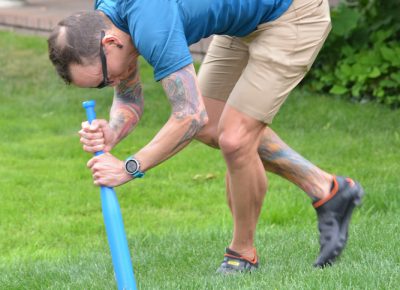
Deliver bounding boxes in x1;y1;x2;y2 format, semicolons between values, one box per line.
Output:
124;156;145;178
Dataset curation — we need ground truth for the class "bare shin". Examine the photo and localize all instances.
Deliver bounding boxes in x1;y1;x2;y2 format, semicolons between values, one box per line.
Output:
218;105;266;258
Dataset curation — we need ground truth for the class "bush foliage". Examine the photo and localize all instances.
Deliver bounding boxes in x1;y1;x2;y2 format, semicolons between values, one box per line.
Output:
305;0;400;108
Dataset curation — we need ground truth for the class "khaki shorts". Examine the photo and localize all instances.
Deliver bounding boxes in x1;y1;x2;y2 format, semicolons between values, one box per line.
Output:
197;0;332;124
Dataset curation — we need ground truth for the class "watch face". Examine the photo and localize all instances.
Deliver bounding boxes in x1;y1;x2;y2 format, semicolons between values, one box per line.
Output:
126;159;139;174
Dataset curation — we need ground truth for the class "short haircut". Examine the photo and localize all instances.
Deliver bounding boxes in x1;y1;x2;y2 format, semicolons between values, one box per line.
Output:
48;11;110;84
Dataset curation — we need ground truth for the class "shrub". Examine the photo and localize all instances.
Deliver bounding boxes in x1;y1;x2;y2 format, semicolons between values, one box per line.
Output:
304;0;400;108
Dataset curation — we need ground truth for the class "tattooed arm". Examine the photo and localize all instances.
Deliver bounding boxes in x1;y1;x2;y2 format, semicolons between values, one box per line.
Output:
111;64;144;142
79;63;143;153
133;64;208;172
85;64;207;187
107;64;144;149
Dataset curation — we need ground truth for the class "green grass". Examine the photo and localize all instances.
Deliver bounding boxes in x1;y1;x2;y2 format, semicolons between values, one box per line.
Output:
0;31;399;289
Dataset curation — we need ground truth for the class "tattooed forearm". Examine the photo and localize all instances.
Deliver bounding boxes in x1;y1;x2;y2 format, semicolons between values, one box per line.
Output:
131;64;208;173
110;65;144;141
162;64;208;153
172;110;208;151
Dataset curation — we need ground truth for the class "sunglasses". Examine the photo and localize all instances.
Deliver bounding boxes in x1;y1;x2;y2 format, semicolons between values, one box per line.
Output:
96;30;112;89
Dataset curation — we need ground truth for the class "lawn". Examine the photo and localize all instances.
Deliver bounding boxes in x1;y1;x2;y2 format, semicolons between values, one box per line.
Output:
0;31;399;289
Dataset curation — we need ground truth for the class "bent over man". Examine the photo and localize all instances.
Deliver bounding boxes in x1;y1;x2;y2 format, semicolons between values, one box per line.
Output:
48;0;364;273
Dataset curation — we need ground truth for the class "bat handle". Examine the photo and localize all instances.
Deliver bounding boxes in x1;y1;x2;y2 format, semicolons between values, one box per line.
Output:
82;100;137;290
82;100;103;157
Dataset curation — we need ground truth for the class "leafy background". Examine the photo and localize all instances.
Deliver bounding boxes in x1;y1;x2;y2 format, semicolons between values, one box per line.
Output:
304;0;400;108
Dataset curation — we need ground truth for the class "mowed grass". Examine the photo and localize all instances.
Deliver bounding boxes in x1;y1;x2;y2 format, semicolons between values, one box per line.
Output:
0;31;399;289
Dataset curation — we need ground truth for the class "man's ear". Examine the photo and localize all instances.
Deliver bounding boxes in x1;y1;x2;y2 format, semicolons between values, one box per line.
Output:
102;34;124;49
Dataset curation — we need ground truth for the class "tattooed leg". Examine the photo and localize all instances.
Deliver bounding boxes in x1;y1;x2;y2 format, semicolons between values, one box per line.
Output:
258;128;332;200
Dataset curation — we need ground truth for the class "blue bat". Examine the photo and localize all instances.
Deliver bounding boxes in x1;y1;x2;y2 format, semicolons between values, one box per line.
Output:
83;100;137;290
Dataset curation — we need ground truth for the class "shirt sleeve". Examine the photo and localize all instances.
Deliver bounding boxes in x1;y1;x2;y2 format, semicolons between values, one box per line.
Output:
125;0;193;81
95;0;129;34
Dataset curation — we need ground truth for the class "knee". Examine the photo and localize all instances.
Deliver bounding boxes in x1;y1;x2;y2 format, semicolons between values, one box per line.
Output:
218;130;248;158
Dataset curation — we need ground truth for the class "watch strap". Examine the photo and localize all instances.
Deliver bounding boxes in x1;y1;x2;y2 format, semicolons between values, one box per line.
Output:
132;170;145;178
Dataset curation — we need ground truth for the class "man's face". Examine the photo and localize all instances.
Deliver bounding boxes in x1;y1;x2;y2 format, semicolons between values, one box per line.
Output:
69;57;130;88
69;62;107;88
69;35;135;88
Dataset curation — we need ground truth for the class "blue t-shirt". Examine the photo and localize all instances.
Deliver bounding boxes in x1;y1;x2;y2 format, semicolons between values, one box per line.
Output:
95;0;292;81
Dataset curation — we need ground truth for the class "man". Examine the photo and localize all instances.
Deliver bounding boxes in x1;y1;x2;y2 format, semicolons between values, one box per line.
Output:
48;0;364;273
